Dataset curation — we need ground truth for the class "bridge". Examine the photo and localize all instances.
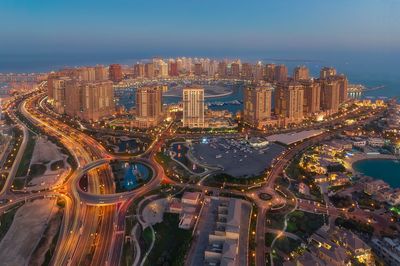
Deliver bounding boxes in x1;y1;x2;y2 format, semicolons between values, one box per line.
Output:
73;158;157;206
348;84;385;93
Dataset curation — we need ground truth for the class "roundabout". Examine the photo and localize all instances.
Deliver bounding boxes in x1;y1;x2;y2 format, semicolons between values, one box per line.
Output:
259;193;273;201
73;158;158;206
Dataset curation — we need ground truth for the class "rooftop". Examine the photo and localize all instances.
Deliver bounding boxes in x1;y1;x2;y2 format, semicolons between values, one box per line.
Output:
266;129;325;145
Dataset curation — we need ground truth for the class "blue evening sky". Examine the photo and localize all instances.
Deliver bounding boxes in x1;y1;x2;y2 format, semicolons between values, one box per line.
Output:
1;0;399;59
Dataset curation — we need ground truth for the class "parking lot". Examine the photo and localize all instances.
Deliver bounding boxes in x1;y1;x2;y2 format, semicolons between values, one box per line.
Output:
191;137;285;178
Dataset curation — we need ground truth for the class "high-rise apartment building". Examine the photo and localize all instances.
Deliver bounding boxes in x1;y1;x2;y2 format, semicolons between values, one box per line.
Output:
265;64;276;82
109;64;123;82
275;82;304;123
159;61;169;78
194;63;203;76
293;66;309;81
47;76;71;114
76;67;96;82
218;62;228;78
243;85;273;128
169;61;179;76
182;87;205;128
320;67;337;79
94;65;109;81
254;62;264;81
201;58;210;76
241;63;253;80
64;80;115;121
274;65;288;82
208;60;219;77
336;74;348;103
134;63;145;78
230;63;240;79
320;79;340;114
133;86;163;128
145;63;154;79
301;80;321;115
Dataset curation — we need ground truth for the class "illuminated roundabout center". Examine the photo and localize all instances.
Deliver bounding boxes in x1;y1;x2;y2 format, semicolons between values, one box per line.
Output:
74;158;156;205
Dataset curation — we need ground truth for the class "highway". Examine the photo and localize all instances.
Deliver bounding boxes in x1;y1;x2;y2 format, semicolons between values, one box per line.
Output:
0;105;29;196
18;91;115;265
15;87;171;266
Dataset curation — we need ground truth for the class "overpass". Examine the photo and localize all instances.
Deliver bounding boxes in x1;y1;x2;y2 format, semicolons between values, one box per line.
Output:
73;158;158;205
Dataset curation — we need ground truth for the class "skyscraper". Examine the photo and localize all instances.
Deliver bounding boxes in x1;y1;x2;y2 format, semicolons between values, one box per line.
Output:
274;65;288;82
243;85;273;128
145;63;154;79
77;67;96;81
194;63;203;76
336;74;348;103
159;61;169;78
134;63;145;78
47;76;70;114
109;64;123;82
275;82;304;123
320;67;337;79
241;63;253;80
218;62;228;78
320;79;340;114
301;80;321;115
64;80;115;121
254;62;264;81
169;61;179;76
134;86;163;128
94;65;109;81
230;62;240;79
293;66;309;81
265;64;276;82
182;87;205;128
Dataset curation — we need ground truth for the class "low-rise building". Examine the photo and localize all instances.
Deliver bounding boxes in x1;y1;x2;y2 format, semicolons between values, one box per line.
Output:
353;139;367;148
386;189;400;206
329;140;353;151
371;237;400;266
364;180;390;195
204;198;250;266
328;172;350;187
368;138;386;147
182;191;201;205
313;174;328;183
179;213;196;229
309;226;374;266
298;182;310;195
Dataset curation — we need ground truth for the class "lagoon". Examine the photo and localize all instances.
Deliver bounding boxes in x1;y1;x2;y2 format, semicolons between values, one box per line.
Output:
353;159;400;188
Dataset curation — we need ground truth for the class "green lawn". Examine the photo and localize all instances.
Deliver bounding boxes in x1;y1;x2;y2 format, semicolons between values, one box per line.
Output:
274;236;301;254
142;226;153;251
335;217;374;236
12;178;26;190
29;163;47;177
267;212;286;230
286;210;325;239
265;232;276;247
144;213;192;266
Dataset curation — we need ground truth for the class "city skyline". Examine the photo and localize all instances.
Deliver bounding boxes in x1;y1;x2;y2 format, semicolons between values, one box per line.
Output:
1;2;400;266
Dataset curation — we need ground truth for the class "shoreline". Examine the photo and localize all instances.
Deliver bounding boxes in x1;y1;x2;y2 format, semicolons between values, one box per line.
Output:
345;153;398;174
